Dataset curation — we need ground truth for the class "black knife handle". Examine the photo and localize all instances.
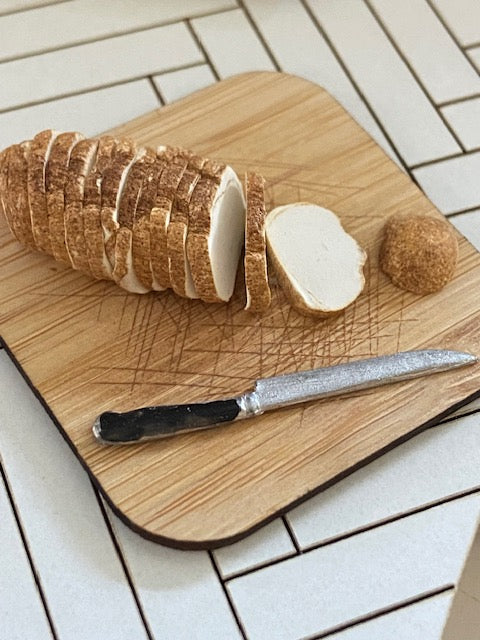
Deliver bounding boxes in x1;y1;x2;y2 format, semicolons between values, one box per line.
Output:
93;398;241;444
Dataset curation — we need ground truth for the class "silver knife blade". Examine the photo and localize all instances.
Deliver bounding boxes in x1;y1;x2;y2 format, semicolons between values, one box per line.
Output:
243;349;477;414
93;349;477;444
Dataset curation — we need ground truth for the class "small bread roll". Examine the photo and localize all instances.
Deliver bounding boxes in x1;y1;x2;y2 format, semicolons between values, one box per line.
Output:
380;213;458;294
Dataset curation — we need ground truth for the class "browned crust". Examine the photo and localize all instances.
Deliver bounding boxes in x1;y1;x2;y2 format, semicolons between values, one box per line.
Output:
150;206;171;289
150;159;190;290
186;176;223;302
112;146;156;288
244;172;271;313
100;138;137;272
167;220;189;296
185;233;220;303
7;143;36;248
83;136;117;279
1;147;20;239
168;159;205;297
379;213;458;294
64;138;98;273
0;149;14;236
28;129;58;254
46;131;84;265
131;153;168;290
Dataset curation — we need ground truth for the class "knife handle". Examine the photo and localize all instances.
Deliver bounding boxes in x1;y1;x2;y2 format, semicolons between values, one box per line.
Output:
92;399;242;444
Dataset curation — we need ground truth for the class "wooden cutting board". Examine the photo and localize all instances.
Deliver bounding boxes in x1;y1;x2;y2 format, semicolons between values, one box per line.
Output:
1;72;479;549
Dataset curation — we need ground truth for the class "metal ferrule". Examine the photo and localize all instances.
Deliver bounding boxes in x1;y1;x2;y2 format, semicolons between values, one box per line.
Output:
236;390;263;419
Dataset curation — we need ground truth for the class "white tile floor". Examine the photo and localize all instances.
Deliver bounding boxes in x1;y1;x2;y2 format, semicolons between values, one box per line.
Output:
0;2;479;639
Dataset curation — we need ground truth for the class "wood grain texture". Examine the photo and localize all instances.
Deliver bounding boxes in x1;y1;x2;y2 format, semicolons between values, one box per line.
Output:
0;72;479;549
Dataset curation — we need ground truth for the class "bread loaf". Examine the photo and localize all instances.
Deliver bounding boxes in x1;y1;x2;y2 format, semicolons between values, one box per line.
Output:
1;130;369;318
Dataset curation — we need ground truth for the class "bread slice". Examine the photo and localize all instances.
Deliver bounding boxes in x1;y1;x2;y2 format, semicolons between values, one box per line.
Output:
167;154;206;298
112;146;156;293
6;142;36;249
83;135;116;279
99;138;137;279
265;203;366;316
46;131;84;265
150;151;191;291
64;138;98;273
186;165;246;303
131;149;167;291
28;129;60;255
244;172;271;313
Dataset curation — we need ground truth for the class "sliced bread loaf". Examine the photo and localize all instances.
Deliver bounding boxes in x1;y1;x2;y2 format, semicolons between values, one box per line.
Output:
187;165;246;303
244;172;271;313
28;129;59;255
64;138;99;273
265;203;366;316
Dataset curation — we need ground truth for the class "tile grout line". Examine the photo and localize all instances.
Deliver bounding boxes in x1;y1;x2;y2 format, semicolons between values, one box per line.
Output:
463;42;480;52
299;0;413;181
237;0;281;71
410;146;480;170
282;514;302;553
92;486;155;640
0;0;71;19
208;551;249;639
424;0;480;76
184;19;221;81
439;92;480;108
445;203;480;217
147;76;165;106
362;0;467;153
305;584;454;639
0;6;238;66
224;486;480;582
0;62;207;115
0;457;59;639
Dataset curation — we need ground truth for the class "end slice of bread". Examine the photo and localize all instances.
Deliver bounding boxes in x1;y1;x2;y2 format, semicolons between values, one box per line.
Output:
244;172;271;313
265;203;366;316
187;166;246;303
7;141;36;249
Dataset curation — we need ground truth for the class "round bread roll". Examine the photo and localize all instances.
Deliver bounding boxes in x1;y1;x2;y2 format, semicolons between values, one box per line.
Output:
380;213;458;294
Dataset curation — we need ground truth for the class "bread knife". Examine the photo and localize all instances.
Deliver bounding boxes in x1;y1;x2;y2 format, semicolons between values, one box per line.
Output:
92;349;477;444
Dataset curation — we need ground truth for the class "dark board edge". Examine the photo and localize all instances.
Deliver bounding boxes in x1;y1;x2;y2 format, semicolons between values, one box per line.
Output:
2;335;479;551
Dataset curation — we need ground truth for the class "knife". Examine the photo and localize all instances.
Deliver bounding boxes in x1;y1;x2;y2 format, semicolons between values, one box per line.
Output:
92;349;477;444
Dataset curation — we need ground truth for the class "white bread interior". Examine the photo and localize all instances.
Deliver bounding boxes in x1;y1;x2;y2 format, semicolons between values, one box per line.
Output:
265;203;366;316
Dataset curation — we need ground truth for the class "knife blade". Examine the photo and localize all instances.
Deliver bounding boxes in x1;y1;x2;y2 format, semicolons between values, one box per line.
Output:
92;349;477;444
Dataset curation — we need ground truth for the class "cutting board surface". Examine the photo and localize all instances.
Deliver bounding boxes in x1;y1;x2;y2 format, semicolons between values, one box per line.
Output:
1;72;479;549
